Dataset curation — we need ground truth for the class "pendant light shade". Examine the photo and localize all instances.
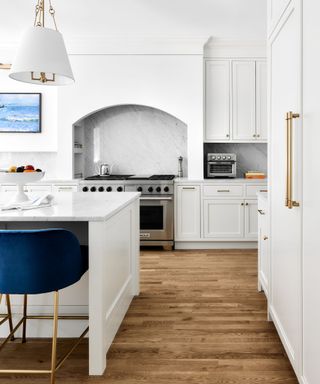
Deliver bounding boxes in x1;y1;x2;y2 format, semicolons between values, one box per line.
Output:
9;27;74;86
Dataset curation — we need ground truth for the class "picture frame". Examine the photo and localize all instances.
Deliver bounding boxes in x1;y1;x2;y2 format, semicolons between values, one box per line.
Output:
0;93;42;133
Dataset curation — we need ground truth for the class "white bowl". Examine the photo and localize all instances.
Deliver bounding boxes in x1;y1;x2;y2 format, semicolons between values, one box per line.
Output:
0;171;45;184
0;172;45;203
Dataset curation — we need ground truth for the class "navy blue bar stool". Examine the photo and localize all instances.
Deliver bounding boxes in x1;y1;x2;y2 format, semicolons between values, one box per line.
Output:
0;229;89;384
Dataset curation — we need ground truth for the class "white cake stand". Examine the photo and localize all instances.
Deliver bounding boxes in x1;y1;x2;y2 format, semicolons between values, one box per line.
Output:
0;172;45;204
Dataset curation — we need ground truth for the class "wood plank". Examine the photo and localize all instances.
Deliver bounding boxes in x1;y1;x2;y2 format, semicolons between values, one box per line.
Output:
0;249;298;383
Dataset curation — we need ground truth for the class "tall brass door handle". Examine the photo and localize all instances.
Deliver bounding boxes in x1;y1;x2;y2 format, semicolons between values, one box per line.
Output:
285;111;300;209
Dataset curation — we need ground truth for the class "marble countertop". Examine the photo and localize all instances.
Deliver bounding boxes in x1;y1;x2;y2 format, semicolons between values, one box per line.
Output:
0;192;140;222
175;178;268;184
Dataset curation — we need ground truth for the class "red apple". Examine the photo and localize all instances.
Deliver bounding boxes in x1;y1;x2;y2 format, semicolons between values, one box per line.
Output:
25;165;34;171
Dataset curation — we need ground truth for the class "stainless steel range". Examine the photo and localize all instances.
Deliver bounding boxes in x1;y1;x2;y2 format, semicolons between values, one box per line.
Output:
80;174;174;249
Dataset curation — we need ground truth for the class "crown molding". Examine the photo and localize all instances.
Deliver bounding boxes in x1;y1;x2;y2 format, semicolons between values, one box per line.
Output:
204;37;267;58
0;36;209;57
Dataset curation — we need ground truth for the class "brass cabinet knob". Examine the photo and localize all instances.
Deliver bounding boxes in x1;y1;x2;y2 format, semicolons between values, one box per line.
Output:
257;134;260;138
241;202;244;206
226;134;230;138
253;134;256;138
263;236;269;241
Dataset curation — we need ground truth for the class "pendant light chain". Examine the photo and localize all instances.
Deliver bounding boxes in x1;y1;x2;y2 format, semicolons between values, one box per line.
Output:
48;0;58;31
33;0;58;30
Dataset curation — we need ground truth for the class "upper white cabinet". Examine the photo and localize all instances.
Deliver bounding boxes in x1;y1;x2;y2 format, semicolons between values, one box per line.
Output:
256;61;268;140
205;59;267;143
175;185;201;240
205;61;230;141
232;61;256;140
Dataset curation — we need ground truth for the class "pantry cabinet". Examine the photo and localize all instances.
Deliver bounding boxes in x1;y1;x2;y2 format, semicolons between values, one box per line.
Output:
175;185;201;240
205;59;267;143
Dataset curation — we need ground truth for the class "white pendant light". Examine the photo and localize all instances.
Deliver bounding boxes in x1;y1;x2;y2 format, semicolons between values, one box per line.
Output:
9;0;74;86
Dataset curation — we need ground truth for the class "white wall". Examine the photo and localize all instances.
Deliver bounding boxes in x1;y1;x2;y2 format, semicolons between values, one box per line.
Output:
57;54;204;179
0;0;267;45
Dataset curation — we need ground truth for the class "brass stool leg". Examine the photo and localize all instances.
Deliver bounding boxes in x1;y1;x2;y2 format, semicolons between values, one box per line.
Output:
5;295;15;341
50;291;59;384
22;294;27;343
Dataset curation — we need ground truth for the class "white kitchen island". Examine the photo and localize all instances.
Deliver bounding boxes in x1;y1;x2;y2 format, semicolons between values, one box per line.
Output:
0;192;140;375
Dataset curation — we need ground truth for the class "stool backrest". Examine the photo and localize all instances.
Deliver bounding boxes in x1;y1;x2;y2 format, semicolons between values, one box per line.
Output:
0;229;87;294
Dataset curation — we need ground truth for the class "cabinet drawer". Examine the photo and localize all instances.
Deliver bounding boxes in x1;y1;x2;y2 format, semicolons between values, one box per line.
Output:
52;185;78;193
203;185;244;197
246;185;268;198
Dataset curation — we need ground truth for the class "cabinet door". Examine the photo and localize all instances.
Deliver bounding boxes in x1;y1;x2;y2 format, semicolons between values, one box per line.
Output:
203;199;244;239
258;200;269;295
175;185;201;240
269;0;302;374
232;61;256;141
244;200;258;239
205;60;230;141
26;185;52;193
256;61;268;141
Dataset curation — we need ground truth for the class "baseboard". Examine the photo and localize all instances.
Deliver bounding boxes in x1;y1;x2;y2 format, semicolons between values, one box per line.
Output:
269;304;298;375
174;241;258;249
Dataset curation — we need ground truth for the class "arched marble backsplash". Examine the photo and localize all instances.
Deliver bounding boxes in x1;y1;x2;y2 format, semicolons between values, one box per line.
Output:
77;104;188;177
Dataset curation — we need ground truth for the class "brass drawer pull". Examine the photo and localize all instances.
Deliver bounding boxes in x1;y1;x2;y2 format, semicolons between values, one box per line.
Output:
182;187;196;190
263;236;269;241
258;209;265;215
260;189;267;193
217;189;230;192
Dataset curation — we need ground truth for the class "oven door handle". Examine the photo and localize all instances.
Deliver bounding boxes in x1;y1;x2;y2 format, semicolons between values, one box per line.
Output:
140;196;173;201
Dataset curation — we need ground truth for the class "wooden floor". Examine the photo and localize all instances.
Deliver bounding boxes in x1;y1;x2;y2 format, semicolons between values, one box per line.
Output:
0;249;298;383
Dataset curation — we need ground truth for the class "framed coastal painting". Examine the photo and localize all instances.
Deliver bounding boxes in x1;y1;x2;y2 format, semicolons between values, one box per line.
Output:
0;93;41;133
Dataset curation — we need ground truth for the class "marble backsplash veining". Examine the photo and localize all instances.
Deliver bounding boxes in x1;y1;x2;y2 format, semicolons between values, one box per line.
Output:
204;143;267;178
79;105;188;177
0;152;58;179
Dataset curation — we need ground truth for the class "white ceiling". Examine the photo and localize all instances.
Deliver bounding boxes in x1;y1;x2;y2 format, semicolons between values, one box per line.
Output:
0;0;267;45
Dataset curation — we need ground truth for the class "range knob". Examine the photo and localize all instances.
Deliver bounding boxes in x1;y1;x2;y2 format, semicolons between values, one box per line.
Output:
222;156;226;160
227;156;231;160
117;186;123;192
98;186;104;192
148;187;153;193
82;186;89;192
106;186;112;192
212;156;216;160
217;156;221;160
137;186;143;192
156;186;161;193
90;186;97;192
164;186;169;192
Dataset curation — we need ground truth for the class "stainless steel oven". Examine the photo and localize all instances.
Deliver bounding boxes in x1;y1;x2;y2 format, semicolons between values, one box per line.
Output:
139;196;173;247
206;153;237;178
